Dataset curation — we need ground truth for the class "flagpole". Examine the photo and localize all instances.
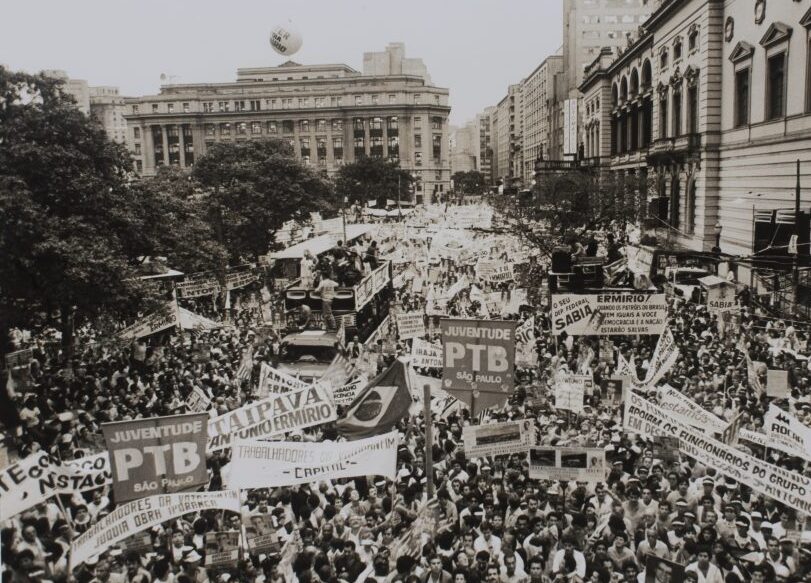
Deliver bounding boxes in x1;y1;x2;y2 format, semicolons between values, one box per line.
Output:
423;384;435;498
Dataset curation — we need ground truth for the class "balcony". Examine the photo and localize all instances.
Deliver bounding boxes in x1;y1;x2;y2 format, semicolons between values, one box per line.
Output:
647;133;701;162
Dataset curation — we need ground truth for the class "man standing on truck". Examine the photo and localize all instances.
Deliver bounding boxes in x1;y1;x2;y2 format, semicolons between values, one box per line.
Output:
316;271;338;331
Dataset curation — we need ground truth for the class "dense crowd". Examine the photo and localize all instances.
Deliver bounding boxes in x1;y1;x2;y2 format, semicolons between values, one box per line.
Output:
2;204;810;583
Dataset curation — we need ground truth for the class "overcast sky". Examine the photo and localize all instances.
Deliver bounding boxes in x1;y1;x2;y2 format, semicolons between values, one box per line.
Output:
2;0;562;125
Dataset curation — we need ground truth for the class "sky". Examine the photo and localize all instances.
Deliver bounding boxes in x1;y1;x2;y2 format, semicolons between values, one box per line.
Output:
1;0;562;125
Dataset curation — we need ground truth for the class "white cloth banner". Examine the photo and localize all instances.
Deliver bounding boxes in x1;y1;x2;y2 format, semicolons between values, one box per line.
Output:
227;431;399;488
764;405;811;461
554;374;591;413
658;385;729;435
207;383;337;451
258;363;309;398
410;338;443;368
0;452;111;521
624;392;811;514
396;312;426;341
332;376;367;406
71;491;241;567
634;329;679;389
118;301;180;340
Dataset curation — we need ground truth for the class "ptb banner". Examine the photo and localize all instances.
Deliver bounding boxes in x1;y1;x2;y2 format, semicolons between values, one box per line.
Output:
440;319;516;412
102;413;208;503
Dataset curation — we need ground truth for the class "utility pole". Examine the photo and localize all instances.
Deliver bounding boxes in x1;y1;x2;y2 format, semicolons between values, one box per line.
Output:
423;384;435;497
794;160;801;296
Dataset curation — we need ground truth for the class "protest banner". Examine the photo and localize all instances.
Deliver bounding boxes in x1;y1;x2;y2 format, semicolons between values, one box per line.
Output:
332;376;367;406
5;348;33;368
410;338;443;369
118;301;181;340
225;268;259;291
244;514;280;554
550;293;667;336
205;531;240;566
102;413;208;503
528;447;607;483
462;420;535;458
207;383;337;452
440;319;516;412
176;277;219;299
396;312;426;341
554;374;591;413
644;556;685;583
764;405;811;461
603;376;629;407
257;363;309;398
227;431;399;488
738;428;768;448
186;387;211;413
624;391;811;514
70;490;241;567
658;385;729;435
0;452;111;521
766;369;790;398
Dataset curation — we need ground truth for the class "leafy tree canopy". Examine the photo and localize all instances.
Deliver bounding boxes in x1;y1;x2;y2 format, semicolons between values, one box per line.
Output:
335;157;413;209
452;170;486;195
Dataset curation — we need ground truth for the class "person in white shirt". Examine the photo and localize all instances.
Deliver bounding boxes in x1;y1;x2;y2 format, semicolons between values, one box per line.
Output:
685;548;724;583
473;521;502;556
550;536;586;581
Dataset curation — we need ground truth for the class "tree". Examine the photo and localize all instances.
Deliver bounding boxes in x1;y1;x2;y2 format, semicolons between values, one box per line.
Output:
335;157;414;209
452;170;486;195
193;140;338;260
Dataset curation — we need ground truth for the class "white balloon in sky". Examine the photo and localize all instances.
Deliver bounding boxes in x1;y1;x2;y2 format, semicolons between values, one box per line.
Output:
270;23;303;56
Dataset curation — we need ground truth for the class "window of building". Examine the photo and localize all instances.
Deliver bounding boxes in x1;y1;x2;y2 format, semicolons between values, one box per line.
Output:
282;120;294;134
332;119;344;132
235;101;246;112
414;134;422;148
268;121;278;134
388;94;396;104
220;123;231;136
605;15;618;24
182;102;190;113
218;101;229;112
302;155;310;165
388;136;399;160
355;95;363;105
316;119;327;132
414;116;422;129
236;122;247;135
133;127;141;139
415;94;422;104
300;138;310;156
250;100;261;111
387;116;398;131
165;103;174;114
135;160;142;173
660;50;668;69
354;136;365;158
687;85;698;133
436;172;442;181
434;95;440;105
766;52;786;120
298;98;310;108
732;68;750;127
659;94;668;137
251;121;262;135
331;96;342;107
372;94;379;105
332;137;344;160
203;102;213;113
282;98;293;109
205;124;216;137
152;104;159;113
133;105;139;114
672;86;682;136
432;134;442;160
134;143;141;155
688;28;699;51
353;118;364;132
415;151;423;166
674;39;683;61
266;99;276;109
300;120;310;132
370;117;382;131
431;116;443;130
315;97;325;108
370;136;383;158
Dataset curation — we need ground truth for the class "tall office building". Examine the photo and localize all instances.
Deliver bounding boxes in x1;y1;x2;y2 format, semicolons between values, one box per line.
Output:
495;84;523;187
478;106;496;185
520;55;564;182
89;86;129;144
562;0;657;97
43;69;90;113
449;121;479;175
124;45;451;199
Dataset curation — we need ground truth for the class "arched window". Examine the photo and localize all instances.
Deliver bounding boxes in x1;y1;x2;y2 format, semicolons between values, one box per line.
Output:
660;48;669;69
630;69;639;96
620;77;628;102
612;84;619;107
642;60;652;89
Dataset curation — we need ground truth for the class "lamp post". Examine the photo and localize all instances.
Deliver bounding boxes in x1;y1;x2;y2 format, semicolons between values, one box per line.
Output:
714;221;722;252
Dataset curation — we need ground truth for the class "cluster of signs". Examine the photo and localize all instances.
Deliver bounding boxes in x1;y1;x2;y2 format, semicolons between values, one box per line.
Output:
176;267;259;299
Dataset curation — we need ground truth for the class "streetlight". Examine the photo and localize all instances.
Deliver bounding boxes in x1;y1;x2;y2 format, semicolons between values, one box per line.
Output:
714;221;722;253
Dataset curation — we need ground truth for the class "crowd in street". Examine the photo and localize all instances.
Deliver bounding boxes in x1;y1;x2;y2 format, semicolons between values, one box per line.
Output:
2;203;810;583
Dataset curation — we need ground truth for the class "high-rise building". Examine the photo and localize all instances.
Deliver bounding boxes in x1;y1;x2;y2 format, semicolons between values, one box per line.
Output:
363;42;432;85
43;69;90;113
520;55;564;183
89;86;129;144
449;122;478;176
495;84;523;187
124;46;451;199
478;106;496;185
562;0;657;97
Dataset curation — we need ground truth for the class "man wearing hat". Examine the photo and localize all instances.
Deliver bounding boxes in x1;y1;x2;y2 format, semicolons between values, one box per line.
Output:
181;550;207;583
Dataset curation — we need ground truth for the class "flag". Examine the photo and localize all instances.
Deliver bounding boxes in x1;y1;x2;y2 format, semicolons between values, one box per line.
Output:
320;353;356;388
336;358;413;440
746;355;764;396
720;412;743;446
236;347;254;382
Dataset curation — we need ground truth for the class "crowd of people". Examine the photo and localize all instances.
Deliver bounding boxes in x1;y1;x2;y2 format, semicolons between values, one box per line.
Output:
2;203;810;583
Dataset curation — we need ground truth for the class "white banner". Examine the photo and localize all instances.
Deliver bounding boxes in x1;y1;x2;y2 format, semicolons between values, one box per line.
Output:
396;312;426;341
658;385;729;435
118;301;180;340
550;293;667;336
764;405;811;461
186;387;211;413
0;452;111;521
228;431;399;488
634;329;679;389
410;338;443;368
258;363;309;398
332;376;367;406
462;420;535;458
554;374;592;413
207;383;337;451
624;392;811;514
70;491;241;567
528;447;607;483
355;263;390;311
